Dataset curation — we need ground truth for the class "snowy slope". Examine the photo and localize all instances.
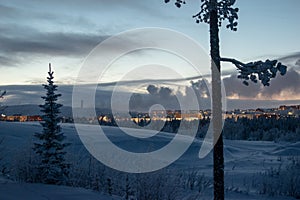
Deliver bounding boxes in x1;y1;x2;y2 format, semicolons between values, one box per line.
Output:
0;176;121;200
0;175;295;200
0;122;299;199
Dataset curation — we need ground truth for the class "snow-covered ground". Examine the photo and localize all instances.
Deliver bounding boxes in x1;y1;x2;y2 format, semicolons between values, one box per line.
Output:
0;176;121;200
0;122;299;199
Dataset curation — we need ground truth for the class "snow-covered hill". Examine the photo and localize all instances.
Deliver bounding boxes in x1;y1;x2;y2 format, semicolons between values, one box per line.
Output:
0;122;299;199
0;176;121;200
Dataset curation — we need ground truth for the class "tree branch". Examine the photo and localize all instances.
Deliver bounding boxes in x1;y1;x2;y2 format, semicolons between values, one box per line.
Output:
220;57;287;86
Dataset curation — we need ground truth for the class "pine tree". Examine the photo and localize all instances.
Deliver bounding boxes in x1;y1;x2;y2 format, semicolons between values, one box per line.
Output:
164;1;287;199
34;63;69;185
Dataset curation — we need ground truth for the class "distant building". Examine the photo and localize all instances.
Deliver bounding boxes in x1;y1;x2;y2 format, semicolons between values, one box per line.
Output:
0;114;42;122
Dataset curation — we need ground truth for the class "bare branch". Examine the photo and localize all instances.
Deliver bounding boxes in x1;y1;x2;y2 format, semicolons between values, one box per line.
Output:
220;57;287;86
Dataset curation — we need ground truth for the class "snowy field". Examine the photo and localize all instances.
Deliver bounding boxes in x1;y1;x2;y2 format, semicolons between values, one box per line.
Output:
0;176;121;200
0;121;299;199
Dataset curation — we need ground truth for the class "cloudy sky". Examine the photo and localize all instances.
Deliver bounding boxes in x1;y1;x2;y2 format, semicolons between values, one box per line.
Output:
0;0;300;105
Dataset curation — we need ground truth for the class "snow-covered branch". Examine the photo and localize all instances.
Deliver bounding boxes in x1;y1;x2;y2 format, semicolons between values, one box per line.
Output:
193;0;239;30
164;0;239;31
220;57;287;86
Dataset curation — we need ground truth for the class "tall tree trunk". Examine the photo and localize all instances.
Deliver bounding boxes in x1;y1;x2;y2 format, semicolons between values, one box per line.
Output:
209;0;224;199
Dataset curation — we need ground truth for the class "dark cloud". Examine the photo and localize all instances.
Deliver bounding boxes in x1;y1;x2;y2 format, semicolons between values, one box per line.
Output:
147;85;159;95
0;2;112;67
278;52;300;61
0;55;20;66
129;82;214;111
0;0;185;69
28;0;168;18
220;52;300;99
223;74;261;98
296;59;300;67
190;79;210;98
278;52;300;70
0;3;97;30
260;69;300;98
222;69;300;99
0;5;17;18
0;24;109;67
0;31;107;55
130;85;180;111
0;0;167;22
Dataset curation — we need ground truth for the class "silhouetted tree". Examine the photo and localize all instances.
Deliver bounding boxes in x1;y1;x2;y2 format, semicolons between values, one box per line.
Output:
164;0;287;199
34;63;70;185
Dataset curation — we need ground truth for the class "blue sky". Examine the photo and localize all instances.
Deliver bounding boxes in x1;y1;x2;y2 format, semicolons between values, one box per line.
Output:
0;0;300;101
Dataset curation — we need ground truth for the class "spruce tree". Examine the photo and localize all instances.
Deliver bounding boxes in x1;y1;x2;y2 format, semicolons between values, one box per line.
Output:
34;63;69;185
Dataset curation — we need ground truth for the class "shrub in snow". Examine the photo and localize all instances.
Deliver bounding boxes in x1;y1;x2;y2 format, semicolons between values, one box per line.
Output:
258;157;300;198
135;171;182;200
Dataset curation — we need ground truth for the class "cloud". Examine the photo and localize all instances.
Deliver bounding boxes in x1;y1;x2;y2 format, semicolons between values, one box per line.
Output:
296;59;300;67
0;24;109;67
260;68;300;99
220;51;300;100
222;69;300;100
0;2;115;67
278;52;300;61
28;0;168;18
0;55;20;66
129;84;180;111
0;5;18;18
1;32;107;55
223;74;261;98
0;0;188;70
278;52;300;70
0;0;167;23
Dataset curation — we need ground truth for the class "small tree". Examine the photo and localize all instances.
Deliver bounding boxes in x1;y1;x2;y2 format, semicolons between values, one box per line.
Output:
34;63;69;185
